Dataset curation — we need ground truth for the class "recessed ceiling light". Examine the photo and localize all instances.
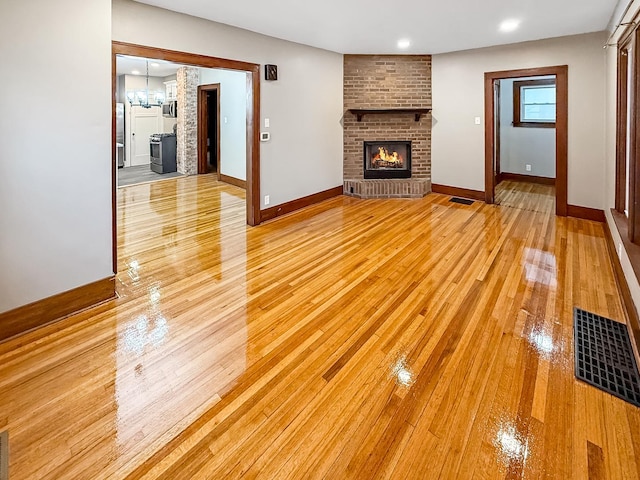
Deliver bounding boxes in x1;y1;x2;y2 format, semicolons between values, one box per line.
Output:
397;39;411;49
131;70;140;75
499;19;520;33
150;62;160;67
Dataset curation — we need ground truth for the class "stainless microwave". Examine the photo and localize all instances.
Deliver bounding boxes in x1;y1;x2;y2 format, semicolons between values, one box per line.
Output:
162;101;177;118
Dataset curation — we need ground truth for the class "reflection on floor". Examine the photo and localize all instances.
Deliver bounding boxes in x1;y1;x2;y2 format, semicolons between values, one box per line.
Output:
1;175;639;479
495;179;555;214
118;164;184;187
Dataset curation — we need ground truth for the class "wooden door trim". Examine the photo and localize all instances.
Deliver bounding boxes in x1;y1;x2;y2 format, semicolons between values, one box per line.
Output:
112;41;261;273
631;31;640;242
197;84;221;178
616;44;630;214
484;65;568;216
495;81;501;183
111;45;117;273
616;47;629;213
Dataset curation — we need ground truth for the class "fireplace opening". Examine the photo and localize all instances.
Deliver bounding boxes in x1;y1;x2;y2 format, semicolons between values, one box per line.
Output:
364;141;411;179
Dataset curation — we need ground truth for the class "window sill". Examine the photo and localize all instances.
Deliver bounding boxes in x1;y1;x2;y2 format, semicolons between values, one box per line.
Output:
609;209;640;359
611;209;640;285
513;121;556;128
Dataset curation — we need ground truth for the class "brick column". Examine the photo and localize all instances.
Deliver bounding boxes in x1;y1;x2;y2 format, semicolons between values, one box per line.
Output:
177;66;199;175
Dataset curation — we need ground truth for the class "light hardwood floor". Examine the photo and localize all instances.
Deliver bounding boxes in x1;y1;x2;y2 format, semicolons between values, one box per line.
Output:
496;179;555;214
0;174;639;479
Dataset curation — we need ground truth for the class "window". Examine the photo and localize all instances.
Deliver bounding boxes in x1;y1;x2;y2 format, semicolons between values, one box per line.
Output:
616;31;640;242
513;79;556;128
612;25;640;298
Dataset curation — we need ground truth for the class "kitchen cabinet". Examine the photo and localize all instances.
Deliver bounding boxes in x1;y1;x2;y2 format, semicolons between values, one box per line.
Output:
164;80;177;101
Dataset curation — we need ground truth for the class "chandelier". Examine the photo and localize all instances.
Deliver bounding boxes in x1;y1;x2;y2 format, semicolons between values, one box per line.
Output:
126;60;164;108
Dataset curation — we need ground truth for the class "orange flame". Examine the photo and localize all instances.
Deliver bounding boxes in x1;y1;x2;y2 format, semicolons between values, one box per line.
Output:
372;146;404;167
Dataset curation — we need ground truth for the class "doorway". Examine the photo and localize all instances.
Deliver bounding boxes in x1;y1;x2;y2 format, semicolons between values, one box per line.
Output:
198;84;220;176
484;65;568;216
112;42;261;274
114;55;186;187
493;76;557;214
130;107;161;166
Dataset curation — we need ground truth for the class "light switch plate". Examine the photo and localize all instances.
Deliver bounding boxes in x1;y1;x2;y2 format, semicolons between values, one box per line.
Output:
265;118;270;128
474;117;481;125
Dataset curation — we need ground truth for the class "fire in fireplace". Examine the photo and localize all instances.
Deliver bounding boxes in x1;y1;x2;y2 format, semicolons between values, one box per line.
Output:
364;141;412;179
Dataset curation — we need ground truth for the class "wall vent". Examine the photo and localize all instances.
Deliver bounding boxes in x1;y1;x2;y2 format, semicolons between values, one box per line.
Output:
450;197;474;206
0;430;7;480
574;308;640;406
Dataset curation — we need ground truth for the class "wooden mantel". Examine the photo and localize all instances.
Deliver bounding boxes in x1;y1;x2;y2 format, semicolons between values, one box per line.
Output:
348;108;432;122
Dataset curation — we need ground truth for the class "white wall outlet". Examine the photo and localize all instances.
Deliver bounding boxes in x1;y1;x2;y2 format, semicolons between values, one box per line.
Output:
264;195;270;205
224;116;228;124
265;118;270;128
474;117;481;125
525;164;532;172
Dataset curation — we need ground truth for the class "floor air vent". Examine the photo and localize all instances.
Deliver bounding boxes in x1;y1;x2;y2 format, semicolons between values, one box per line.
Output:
450;197;474;205
574;308;640;407
0;430;7;480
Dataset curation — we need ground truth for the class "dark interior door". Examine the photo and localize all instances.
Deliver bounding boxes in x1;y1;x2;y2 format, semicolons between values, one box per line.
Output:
207;92;218;172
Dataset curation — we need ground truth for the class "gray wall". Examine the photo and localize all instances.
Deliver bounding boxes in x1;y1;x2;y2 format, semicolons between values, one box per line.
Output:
0;0;113;313
113;0;344;209
199;69;247;181
499;77;555;178
432;32;607;209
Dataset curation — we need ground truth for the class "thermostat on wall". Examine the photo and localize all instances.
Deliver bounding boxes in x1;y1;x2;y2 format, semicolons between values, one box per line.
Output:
260;132;271;142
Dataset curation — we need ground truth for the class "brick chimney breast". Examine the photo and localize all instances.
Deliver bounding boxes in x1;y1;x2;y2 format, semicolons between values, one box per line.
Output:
343;55;432;198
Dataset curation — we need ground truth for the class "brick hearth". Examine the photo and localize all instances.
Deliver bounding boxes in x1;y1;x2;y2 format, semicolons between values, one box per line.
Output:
344;179;429;199
343;55;432;198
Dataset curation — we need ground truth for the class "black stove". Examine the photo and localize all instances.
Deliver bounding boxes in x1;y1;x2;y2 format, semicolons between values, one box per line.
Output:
149;133;177;174
150;133;176;142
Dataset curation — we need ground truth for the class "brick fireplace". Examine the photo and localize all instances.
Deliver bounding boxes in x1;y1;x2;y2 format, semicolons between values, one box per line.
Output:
364;141;411;179
343;55;432;198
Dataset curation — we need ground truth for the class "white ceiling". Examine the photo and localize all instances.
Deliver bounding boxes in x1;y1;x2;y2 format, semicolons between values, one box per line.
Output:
116;55;186;77
133;0;619;54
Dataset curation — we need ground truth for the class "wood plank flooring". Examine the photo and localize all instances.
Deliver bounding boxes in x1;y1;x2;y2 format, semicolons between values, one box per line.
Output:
118;164;185;187
495;179;555;214
0;174;639;479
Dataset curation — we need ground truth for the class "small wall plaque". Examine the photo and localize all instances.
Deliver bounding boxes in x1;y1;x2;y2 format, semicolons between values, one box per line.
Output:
265;64;278;81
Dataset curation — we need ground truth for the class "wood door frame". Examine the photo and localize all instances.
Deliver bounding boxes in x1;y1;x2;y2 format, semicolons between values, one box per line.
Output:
615;44;629;214
112;41;261;273
494;80;501;184
629;31;640;242
197;84;221;178
484;65;568;216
